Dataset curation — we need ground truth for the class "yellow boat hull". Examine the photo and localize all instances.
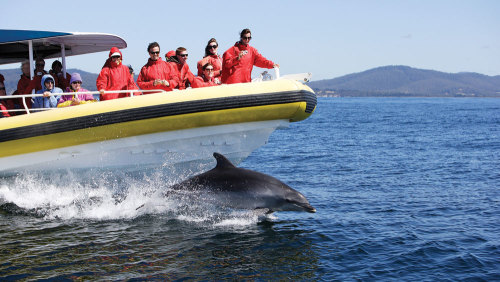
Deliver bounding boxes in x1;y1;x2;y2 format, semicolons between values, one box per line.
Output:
0;79;316;175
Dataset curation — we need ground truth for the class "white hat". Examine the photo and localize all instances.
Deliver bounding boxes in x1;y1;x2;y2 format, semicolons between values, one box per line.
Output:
111;52;121;57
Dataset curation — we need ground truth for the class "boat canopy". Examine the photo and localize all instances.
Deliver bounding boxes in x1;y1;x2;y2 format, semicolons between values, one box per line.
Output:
0;29;127;65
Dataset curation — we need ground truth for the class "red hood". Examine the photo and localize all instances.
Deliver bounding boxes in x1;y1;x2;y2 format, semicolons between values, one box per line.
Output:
102;47;123;68
165;50;176;59
108;47;123;58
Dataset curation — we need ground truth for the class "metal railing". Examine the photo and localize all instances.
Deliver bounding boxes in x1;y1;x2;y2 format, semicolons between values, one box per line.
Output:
0;69;286;116
0;89;165;115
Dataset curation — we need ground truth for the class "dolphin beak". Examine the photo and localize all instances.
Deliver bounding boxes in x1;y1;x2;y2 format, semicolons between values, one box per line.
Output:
299;203;316;213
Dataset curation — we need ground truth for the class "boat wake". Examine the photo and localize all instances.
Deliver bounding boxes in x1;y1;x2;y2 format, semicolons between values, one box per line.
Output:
0;170;274;226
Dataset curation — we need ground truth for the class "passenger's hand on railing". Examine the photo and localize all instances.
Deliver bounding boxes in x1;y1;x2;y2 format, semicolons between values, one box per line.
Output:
273;64;280;68
162;80;169;87
43;91;51;98
99;89;105;95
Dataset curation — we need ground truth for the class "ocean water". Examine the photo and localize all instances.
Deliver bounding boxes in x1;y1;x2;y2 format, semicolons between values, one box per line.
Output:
1;98;499;280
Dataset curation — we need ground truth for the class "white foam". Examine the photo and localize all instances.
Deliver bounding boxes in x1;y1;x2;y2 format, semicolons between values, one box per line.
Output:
0;171;274;225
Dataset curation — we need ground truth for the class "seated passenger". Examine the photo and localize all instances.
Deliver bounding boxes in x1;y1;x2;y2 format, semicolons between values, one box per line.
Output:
192;63;220;88
166;47;195;90
137;42;178;93
26;58;49;93
32;74;62;109
221;28;279;84
11;60;34;113
49;60;71;90
197;38;222;83
0;80;13;118
57;73;96;107
127;65;143;96
96;47;138;101
127;65;135;80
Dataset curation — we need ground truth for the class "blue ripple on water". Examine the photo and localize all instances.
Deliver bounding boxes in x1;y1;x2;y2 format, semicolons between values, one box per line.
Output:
0;98;499;280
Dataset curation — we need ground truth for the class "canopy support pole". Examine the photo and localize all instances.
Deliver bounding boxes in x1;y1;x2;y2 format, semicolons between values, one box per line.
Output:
24;40;34;114
61;43;67;77
28;40;34;79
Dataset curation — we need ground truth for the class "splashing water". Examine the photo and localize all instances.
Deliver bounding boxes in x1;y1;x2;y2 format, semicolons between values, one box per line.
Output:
0;169;273;225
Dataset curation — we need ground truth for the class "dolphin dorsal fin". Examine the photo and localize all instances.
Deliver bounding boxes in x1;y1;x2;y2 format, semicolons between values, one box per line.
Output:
213;152;236;169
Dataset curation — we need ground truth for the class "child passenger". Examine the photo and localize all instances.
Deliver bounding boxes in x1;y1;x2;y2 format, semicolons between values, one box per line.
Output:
32;74;62;109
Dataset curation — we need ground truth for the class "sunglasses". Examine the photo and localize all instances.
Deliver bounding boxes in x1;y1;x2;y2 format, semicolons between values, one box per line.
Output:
45;80;54;84
205;68;214;71
179;54;188;57
242;36;252;40
36;64;45;67
150;51;160;55
208;45;218;49
71;81;82;84
111;56;121;59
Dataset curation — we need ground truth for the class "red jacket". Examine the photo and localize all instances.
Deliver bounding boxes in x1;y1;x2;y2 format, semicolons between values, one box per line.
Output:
15;74;33;108
96;47;138;100
221;42;274;84
1;102;11;117
50;71;71;90
137;58;178;93
197;54;222;78
191;75;219;88
24;73;46;95
168;61;195;90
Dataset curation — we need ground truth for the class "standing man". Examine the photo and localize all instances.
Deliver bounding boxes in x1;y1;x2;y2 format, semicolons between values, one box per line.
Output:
96;47;138;101
221;28;279;84
137;42;178;93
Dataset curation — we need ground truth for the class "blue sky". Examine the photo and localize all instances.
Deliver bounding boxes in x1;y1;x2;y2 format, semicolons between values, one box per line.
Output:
1;0;499;81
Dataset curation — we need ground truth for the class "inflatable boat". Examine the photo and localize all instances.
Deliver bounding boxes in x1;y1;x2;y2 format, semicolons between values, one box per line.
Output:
0;30;316;176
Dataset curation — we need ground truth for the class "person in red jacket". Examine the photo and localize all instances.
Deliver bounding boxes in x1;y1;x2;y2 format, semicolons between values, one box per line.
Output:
221;28;279;84
14;60;33;110
197;38;222;83
19;58;48;98
0;81;13;118
49;60;71;90
166;47;195;90
192;63;220;88
137;42;178;94
97;47;138;100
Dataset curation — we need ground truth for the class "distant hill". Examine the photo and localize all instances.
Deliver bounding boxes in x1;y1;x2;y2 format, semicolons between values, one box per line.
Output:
0;68;99;94
308;65;500;97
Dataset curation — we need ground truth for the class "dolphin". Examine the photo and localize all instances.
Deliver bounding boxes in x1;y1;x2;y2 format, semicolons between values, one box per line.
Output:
166;153;316;213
